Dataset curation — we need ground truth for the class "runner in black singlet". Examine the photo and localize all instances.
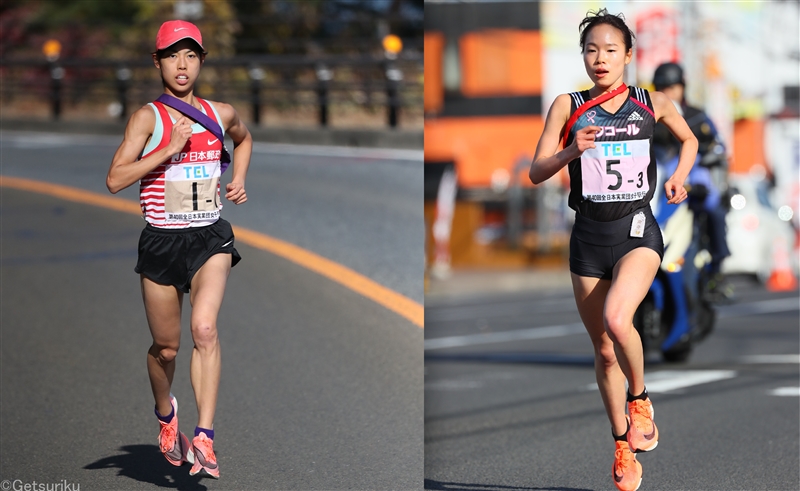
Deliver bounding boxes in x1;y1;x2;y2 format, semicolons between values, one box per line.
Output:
529;9;698;491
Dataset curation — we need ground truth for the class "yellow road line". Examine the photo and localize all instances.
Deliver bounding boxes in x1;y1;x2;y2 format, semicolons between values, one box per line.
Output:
1;175;424;328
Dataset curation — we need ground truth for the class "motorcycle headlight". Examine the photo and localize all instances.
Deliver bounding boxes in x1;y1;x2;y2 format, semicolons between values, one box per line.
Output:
730;194;746;210
778;206;794;222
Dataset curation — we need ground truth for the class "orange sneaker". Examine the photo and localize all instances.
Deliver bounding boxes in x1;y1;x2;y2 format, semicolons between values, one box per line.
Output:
157;394;194;466
613;439;642;491
627;398;658;452
189;432;220;479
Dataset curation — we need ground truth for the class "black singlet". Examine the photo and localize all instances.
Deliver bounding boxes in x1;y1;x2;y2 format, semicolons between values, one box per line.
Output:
565;86;658;222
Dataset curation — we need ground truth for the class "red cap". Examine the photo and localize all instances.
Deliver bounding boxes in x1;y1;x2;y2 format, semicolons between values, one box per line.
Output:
155;20;206;53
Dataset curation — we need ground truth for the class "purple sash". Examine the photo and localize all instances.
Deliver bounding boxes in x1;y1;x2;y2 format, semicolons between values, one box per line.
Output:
156;94;231;173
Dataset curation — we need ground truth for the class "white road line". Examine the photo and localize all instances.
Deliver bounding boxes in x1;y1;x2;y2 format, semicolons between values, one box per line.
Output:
0;132;120;147
741;354;800;364
425;380;484;391
718;297;798;318
252;141;421;161
424;371;522;391
586;370;737;393
644;370;738;393
0;131;422;161
424;323;585;351
424;298;798;351
768;387;800;396
426;298;576;323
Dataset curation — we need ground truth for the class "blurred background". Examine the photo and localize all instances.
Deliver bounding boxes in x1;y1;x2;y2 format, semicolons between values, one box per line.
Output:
423;0;799;294
0;0;423;131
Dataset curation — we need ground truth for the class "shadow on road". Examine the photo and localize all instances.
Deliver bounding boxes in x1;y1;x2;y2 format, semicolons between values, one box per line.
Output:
425;350;684;368
84;444;208;490
424;479;593;491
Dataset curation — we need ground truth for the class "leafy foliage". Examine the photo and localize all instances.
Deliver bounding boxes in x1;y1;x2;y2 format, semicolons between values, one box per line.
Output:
1;0;422;59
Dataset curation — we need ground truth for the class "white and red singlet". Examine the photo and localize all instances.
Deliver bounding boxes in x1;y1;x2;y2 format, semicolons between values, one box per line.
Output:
139;98;225;229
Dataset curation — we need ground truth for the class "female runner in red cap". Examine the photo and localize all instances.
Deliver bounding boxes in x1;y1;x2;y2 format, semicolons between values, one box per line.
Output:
529;9;697;491
107;19;252;479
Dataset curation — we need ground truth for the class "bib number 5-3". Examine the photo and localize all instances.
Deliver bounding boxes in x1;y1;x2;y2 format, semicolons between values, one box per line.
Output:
606;159;643;191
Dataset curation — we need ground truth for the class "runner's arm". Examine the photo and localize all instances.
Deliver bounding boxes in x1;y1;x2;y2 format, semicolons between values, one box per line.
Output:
219;102;251;205
529;94;599;184
106;106;192;194
652;91;698;204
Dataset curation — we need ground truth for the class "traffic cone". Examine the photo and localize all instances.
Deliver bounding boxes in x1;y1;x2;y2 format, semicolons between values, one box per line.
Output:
766;235;798;292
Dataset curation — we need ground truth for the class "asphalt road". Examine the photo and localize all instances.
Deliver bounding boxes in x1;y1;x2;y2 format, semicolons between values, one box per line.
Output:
424;279;800;491
0;132;423;490
0;131;423;304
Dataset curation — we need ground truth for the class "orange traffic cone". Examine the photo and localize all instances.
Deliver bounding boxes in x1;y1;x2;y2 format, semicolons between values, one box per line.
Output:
766;235;798;292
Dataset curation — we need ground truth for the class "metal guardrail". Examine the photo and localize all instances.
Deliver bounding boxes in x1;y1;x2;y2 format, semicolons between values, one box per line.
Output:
0;54;422;128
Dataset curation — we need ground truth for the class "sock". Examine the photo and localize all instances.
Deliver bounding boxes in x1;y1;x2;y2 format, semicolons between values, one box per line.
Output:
195;426;214;440
627;387;648;403
155;404;174;424
613;420;630;441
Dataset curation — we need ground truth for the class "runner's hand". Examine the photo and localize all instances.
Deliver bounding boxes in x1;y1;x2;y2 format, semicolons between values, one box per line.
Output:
167;116;193;154
226;181;247;204
572;126;601;154
665;176;688;204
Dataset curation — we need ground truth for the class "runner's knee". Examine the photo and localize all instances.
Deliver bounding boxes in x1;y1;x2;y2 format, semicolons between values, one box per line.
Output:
191;320;218;349
150;344;179;364
594;338;618;370
604;309;633;345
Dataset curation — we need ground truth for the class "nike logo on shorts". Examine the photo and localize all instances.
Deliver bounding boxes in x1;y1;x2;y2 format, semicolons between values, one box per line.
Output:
221;240;233;248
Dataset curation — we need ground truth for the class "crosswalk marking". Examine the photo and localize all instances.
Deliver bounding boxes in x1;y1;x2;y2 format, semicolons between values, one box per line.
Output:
586;370;737;393
768;387;800;396
643;370;738;393
424;323;585;350
424;298;798;351
741;354;800;364
718;297;798;318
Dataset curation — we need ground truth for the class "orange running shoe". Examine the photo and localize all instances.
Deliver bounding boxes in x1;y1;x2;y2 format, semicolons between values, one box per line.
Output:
613;439;642;491
157;394;195;466
627;398;659;452
189;432;220;479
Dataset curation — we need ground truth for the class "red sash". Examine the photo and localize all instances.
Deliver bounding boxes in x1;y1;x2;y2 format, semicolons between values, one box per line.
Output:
561;83;628;148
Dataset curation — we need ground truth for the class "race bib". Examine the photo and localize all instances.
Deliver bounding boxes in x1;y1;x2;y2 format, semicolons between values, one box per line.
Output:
164;162;221;221
581;139;650;202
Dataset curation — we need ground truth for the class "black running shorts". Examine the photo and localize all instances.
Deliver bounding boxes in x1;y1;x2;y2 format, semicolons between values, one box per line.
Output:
135;218;241;292
569;207;664;280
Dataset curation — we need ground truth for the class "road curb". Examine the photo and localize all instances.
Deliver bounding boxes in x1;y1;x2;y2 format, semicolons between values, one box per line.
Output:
0;118;423;150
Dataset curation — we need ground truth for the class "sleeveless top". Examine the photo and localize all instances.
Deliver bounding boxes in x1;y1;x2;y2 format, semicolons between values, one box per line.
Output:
565;86;657;222
139;98;225;229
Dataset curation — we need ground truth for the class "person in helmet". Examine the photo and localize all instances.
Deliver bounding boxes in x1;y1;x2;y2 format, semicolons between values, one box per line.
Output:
652;63;727;168
652;62;733;302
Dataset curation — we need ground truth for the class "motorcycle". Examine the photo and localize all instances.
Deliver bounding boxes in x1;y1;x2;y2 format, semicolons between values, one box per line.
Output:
633;158;717;363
